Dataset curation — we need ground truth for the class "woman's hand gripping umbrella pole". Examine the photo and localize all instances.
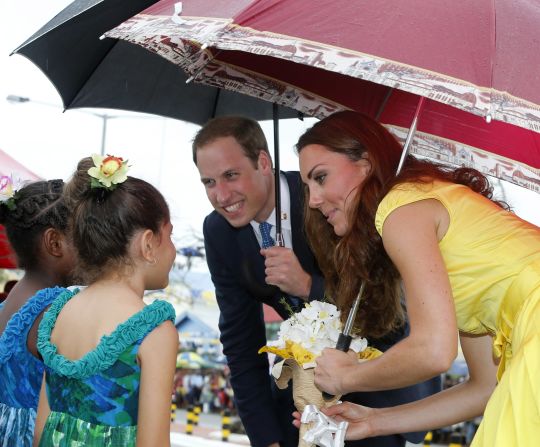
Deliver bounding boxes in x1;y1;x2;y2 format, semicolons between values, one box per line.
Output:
322;283;365;401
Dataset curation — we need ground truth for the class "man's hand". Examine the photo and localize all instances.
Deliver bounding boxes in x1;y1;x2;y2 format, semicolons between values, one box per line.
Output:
261;246;311;298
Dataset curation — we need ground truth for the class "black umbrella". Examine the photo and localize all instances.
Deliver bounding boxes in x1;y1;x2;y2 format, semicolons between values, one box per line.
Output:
11;0;297;125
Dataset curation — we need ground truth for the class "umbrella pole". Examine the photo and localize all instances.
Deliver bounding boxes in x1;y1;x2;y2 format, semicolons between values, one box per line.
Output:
396;96;425;175
210;88;222;119
273;103;284;247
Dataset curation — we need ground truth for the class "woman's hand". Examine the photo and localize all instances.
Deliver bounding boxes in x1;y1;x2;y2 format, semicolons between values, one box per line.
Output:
314;348;359;395
292;402;376;440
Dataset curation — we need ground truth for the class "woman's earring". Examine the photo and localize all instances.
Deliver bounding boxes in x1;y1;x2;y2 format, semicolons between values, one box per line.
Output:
147;258;157;265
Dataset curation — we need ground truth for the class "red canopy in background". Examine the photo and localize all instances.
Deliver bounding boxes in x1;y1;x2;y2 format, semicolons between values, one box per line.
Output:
263;304;283;324
0;149;41;269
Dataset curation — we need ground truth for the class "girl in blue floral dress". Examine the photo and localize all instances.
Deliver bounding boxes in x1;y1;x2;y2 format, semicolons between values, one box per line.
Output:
0;178;75;446
34;155;178;446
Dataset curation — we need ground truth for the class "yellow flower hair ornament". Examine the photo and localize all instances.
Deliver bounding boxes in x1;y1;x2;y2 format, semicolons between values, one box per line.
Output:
88;154;129;190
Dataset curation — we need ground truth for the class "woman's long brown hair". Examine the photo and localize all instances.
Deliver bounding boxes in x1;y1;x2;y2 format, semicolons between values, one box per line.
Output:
297;111;508;339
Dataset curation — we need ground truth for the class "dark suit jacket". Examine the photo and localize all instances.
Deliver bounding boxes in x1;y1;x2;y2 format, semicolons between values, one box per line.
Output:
203;171;440;447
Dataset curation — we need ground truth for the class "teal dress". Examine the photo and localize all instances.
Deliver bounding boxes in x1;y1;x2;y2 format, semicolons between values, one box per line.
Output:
37;289;175;446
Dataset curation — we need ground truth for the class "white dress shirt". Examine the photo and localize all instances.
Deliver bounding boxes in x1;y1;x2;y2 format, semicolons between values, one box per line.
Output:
250;173;292;249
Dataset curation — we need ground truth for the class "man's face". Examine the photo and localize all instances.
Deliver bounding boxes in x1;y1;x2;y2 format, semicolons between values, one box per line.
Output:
196;136;274;227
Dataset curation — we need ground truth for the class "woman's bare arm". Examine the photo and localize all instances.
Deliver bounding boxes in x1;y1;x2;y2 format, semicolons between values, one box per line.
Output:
315;200;457;394
320;333;497;439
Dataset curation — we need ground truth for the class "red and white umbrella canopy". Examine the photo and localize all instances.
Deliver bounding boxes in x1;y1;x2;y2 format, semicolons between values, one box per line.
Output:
107;0;540;192
0;149;41;269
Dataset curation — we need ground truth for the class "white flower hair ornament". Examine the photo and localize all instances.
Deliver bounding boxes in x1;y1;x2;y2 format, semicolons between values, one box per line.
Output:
0;174;26;211
88;154;129;190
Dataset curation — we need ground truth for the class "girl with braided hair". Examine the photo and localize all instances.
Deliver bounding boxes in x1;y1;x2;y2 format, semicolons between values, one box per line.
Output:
0;178;75;445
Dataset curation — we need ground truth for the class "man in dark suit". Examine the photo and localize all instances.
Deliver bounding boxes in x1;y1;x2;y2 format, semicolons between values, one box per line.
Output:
193;116;440;447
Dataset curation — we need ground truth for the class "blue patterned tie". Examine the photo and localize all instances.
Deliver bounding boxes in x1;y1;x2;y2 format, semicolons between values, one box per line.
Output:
259;222;275;249
259;221;302;310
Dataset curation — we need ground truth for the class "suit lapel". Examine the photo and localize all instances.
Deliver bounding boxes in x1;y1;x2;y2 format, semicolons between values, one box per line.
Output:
236;224;280;302
236;226;265;283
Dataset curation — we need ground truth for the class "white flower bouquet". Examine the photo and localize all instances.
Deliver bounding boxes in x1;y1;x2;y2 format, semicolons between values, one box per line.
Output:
259;300;381;447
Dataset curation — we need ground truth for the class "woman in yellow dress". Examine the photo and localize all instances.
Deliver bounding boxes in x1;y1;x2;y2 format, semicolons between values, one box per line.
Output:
295;111;540;446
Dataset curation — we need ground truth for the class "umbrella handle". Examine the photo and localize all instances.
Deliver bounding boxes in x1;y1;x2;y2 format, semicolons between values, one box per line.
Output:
322;333;352;400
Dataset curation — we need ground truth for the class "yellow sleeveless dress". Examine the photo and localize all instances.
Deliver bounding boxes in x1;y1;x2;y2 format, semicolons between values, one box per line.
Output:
375;180;540;447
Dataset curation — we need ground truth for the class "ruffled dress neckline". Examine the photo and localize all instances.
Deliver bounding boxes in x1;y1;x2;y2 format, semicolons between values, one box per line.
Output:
0;286;67;364
38;290;175;379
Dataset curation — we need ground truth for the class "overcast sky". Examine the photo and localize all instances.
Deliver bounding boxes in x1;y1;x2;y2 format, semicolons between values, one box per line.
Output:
1;0;538;240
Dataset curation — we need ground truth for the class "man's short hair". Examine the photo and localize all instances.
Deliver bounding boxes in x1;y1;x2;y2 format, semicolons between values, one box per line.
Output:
192;116;270;168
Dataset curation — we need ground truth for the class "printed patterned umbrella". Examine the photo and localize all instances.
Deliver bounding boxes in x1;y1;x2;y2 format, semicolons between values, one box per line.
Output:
106;0;540;193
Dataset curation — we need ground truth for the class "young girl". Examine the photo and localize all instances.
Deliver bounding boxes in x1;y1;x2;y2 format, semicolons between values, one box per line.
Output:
34;155;179;446
295;111;540;446
0;178;74;445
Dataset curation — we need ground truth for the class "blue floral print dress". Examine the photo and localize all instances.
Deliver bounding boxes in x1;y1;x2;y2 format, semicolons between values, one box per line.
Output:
0;287;66;446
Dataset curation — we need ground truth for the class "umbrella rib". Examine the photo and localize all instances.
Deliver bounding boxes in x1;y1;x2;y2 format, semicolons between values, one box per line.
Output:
375;88;394;121
396;97;425;175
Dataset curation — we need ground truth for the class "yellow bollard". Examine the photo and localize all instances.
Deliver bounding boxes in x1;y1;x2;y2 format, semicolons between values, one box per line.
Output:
193;404;201;426
423;431;433;446
449;431;464;447
185;405;194;435
170;402;177;423
221;409;231;442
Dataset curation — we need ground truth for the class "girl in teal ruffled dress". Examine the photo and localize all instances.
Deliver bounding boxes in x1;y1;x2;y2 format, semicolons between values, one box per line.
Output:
34;156;179;446
0;178;75;446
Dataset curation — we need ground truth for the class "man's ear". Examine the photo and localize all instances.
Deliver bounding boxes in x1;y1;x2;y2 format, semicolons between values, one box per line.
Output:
139;229;156;264
42;228;64;257
257;150;273;174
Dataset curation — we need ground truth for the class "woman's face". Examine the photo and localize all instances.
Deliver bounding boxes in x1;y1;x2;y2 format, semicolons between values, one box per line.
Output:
299;144;370;236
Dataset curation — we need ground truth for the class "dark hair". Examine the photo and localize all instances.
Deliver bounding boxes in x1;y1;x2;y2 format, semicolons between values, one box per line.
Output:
297;111;507;339
192;116;270;167
3;279;17;294
0;179;68;269
64;157;170;283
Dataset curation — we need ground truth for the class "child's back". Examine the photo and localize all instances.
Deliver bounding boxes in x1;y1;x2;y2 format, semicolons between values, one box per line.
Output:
37;288;175;446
